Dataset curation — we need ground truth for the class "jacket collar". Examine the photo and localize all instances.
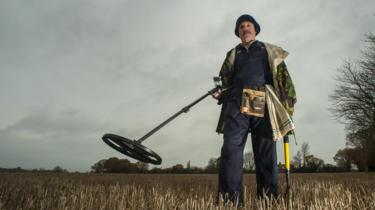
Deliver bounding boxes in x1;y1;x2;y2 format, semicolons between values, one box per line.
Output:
228;41;289;72
262;41;289;71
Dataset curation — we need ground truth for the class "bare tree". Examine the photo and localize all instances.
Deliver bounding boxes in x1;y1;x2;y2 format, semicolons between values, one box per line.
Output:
292;151;302;168
333;148;352;171
305;155;324;172
205;157;219;173
301;142;310;167
329;60;375;131
330;33;375;171
52;166;65;173
91;159;107;173
186;160;191;170
136;161;149;172
244;151;255;171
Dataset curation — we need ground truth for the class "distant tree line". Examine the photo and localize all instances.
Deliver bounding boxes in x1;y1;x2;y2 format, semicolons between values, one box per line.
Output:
92;144;349;174
91;151;256;174
91;157;213;174
290;142;344;173
91;157;149;173
0;166;68;173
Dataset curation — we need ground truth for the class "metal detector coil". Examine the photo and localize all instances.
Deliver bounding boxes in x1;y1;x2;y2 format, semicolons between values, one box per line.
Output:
102;77;222;165
102;133;162;165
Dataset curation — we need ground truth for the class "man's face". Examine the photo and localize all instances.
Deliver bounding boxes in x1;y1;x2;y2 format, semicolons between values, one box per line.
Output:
238;21;256;43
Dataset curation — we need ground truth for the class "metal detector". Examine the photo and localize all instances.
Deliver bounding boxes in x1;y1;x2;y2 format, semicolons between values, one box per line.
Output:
102;77;223;165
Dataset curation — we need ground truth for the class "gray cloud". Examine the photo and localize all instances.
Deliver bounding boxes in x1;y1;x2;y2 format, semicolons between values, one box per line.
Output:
0;108;111;171
0;0;374;171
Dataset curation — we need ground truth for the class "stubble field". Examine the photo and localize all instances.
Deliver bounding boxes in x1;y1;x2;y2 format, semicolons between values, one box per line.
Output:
0;172;374;210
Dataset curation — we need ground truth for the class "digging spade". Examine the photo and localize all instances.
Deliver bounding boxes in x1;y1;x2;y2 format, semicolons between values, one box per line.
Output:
283;135;292;206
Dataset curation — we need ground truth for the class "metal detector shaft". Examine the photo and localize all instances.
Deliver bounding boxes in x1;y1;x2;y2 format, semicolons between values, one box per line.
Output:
137;87;218;143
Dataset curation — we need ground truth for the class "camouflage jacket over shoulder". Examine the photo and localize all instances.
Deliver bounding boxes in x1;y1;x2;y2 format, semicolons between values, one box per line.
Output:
215;41;297;133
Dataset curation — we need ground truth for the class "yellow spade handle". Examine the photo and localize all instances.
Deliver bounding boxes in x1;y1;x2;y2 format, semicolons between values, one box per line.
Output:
284;141;290;170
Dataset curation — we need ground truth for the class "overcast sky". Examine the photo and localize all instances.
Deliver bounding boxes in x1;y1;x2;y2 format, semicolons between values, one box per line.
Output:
1;0;374;172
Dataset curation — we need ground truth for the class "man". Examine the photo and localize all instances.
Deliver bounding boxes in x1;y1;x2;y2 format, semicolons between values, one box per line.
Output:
212;14;297;206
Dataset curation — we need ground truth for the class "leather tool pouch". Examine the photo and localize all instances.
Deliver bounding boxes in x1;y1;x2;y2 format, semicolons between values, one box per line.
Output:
240;86;266;117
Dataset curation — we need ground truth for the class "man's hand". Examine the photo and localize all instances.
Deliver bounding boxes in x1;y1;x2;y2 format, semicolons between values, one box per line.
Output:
211;89;222;100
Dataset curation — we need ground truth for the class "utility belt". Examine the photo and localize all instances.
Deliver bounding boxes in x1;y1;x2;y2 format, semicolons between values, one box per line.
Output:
240;85;266;118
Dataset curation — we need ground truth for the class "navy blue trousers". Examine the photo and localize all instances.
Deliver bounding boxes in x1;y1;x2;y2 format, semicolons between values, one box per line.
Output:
218;96;278;204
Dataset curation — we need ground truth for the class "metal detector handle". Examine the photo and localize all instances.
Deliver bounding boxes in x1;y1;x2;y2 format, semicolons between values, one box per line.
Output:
137;86;219;143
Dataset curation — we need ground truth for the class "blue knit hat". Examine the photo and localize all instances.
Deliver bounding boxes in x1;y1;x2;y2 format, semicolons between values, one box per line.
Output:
234;14;261;37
